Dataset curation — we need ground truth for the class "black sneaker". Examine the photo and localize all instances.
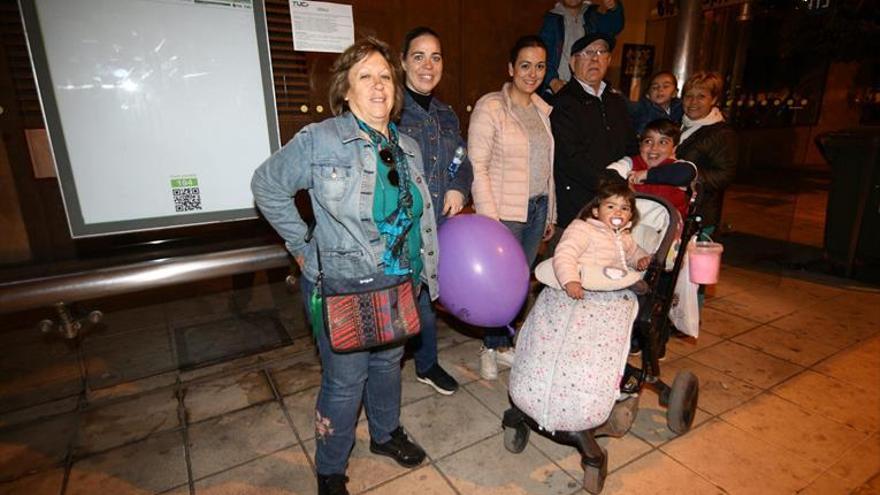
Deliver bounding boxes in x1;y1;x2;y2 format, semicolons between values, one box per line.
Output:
369;426;426;468
416;364;459;395
317;473;349;495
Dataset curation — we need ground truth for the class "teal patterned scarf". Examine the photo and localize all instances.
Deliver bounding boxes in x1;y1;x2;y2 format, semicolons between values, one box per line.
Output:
354;116;414;275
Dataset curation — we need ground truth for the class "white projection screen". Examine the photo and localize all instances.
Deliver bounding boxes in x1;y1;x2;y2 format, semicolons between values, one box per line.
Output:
19;0;280;237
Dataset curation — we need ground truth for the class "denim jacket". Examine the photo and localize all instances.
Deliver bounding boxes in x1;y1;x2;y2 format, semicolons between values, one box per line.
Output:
398;92;473;226
251;112;440;299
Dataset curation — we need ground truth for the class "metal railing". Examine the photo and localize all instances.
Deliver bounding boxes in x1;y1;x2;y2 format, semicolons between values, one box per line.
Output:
0;244;291;316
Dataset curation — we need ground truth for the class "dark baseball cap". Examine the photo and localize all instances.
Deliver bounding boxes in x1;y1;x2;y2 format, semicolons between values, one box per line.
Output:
570;33;615;56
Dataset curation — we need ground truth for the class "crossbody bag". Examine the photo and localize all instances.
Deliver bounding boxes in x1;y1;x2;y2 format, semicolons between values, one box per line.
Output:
307;229;421;353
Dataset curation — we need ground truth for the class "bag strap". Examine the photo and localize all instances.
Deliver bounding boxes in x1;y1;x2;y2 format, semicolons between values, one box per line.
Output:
304;222;323;282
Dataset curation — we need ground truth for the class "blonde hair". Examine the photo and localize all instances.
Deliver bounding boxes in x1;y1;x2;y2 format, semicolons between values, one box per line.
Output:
682;71;723;100
328;37;405;121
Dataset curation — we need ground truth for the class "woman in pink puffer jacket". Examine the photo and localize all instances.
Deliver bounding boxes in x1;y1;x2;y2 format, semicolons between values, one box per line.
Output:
468;35;558;378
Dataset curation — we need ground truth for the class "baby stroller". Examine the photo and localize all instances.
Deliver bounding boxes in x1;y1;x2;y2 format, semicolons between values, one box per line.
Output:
502;192;703;494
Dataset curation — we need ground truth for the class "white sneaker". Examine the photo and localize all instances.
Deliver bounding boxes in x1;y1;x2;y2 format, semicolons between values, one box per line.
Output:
495;347;516;369
479;347;498;380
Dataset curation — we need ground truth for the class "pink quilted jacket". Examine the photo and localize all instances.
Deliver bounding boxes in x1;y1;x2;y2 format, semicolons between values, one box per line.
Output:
553;218;649;286
468;83;557;225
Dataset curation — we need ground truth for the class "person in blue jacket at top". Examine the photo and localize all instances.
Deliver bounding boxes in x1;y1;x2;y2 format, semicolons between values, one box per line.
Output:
539;0;624;98
628;70;684;136
397;26;473;396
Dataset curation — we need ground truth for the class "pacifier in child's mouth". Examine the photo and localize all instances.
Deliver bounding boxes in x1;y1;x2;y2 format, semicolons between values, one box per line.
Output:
610;217;624;227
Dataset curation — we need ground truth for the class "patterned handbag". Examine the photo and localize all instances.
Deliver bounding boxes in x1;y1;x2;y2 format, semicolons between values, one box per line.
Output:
307;229;421;353
318;271;421;352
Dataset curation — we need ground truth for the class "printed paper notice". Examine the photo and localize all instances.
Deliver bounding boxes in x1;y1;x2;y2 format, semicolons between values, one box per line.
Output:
290;1;354;53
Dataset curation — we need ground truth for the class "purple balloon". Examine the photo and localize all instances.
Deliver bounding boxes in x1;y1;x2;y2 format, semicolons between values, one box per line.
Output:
437;214;530;327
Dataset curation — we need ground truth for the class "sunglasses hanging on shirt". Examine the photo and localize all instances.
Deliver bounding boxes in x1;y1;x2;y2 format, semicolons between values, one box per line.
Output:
379;148;400;187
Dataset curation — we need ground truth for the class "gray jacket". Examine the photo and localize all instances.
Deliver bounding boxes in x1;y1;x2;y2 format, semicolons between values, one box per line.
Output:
251;112;440;299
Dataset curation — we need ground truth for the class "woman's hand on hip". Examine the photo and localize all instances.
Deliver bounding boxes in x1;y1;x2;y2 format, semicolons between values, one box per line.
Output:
442;190;465;216
542;223;556;241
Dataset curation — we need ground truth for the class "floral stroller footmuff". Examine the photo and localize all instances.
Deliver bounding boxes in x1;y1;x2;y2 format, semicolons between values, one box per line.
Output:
509;287;639;432
503;194;702;495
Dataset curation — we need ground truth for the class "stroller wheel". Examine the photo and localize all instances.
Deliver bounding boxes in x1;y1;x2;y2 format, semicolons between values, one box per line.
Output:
667;370;699;434
503;423;530;453
582;447;608;494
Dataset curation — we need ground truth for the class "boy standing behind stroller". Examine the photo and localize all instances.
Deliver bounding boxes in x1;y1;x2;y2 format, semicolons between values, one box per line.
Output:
606;118;696;219
607;118;701;347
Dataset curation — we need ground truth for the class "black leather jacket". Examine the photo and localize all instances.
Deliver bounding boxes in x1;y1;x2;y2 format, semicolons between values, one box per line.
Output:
676;122;738;228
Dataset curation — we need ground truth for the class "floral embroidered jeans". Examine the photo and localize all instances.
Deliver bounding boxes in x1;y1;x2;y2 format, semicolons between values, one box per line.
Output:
300;277;403;475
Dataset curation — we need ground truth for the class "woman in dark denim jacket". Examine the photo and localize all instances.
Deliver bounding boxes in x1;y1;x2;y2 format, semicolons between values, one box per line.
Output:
397;26;473;397
252;37;438;495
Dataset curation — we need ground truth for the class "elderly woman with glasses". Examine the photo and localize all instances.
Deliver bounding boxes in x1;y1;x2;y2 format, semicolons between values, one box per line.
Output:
251;37;437;495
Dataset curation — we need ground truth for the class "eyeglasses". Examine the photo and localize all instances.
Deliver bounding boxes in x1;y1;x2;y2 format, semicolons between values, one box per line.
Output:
575;48;610;59
379;148;399;187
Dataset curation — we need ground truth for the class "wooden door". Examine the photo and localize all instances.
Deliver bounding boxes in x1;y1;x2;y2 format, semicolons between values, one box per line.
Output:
458;0;553;128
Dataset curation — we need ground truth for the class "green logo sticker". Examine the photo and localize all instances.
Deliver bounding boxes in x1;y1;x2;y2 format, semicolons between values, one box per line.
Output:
171;177;199;188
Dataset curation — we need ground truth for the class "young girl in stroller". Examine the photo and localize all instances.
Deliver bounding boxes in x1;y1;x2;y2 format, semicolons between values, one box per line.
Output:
552;181;652;301
504;181;659;493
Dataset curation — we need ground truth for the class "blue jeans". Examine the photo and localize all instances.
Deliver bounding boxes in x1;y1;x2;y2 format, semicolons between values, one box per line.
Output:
409;286;439;375
300;277;403;475
486;195;549;349
501;195;549;268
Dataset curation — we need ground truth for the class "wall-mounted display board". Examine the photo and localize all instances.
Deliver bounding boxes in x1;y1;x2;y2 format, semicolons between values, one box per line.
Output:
19;0;279;237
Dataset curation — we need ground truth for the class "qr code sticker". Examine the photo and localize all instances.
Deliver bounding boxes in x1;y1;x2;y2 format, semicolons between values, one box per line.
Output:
173;187;202;212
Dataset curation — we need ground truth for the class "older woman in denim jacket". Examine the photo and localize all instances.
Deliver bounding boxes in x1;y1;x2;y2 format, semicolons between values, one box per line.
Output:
251;37;438;495
397;26;473;397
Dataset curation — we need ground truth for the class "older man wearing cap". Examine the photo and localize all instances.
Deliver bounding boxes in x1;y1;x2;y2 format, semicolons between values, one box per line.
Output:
550;32;638;228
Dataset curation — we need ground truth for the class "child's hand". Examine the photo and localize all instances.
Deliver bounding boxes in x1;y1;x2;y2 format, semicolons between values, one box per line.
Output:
563;281;584;300
636;256;652;271
628;170;647;185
